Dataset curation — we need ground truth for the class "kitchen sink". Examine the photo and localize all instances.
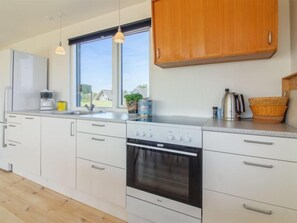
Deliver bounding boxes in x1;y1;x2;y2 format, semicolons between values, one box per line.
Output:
51;110;104;115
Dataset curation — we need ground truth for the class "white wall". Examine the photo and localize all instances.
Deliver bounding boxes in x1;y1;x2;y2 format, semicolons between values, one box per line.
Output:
290;0;297;72
4;0;292;118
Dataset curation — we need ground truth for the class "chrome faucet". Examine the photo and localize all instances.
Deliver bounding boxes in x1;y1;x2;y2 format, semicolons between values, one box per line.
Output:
83;87;95;112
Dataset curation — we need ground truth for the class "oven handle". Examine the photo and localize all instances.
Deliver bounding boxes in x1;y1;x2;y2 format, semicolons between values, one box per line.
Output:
127;142;197;157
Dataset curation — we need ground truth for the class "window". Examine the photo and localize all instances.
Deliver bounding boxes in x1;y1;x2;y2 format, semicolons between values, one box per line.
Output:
76;38;113;108
121;31;150;106
70;19;151;109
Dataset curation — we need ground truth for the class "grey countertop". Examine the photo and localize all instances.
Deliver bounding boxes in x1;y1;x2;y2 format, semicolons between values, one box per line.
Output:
203;118;297;139
7;111;297;138
7;110;132;123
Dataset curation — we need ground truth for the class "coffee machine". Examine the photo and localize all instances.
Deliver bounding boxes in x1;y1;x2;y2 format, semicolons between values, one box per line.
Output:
40;89;55;111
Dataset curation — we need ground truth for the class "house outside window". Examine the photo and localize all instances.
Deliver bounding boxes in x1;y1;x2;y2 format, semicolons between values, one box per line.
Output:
70;19;151;110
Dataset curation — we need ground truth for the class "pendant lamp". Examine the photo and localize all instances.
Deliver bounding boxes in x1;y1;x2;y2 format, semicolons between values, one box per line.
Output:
55;13;66;55
114;0;125;43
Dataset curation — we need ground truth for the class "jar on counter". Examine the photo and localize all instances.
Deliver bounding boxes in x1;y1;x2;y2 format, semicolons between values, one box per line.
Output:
213;107;218;118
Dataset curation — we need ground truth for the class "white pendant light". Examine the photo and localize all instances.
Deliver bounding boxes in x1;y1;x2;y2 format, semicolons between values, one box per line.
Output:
55;13;65;55
114;0;125;44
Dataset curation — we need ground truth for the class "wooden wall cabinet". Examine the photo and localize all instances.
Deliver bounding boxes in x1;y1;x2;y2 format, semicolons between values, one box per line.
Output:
152;0;278;68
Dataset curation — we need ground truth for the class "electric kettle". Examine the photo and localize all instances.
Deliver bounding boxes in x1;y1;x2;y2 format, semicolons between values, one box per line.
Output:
221;89;245;120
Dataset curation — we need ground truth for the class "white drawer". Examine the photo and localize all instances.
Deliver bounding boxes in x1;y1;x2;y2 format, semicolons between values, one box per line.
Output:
77;132;126;169
203;190;297;223
127;196;201;223
203;131;297;162
76;158;126;208
6;114;22;124
77;120;126;138
203;150;297;210
7;123;21;142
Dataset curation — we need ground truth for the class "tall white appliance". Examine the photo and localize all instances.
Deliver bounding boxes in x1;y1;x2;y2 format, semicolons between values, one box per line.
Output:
0;49;48;171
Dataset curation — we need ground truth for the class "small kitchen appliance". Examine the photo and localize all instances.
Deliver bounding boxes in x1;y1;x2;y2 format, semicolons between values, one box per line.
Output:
221;88;245;120
40;90;55;111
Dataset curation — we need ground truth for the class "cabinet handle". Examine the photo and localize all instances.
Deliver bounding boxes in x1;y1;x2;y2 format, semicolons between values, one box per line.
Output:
243;139;273;145
268;31;272;45
8;143;16;147
91;124;105;127
70;122;75;136
243;204;272;215
2;125;7;148
8;125;16;128
156;48;161;59
25;117;34;120
91;165;105;171
8;115;16;118
243;161;273;169
91;137;105;142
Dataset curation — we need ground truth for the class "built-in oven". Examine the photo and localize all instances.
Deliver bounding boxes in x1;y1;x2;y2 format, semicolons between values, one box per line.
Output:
127;138;202;209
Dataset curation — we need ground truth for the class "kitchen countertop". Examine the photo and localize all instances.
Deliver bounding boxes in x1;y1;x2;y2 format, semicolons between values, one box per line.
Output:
7;111;297;138
203;118;297;139
7;110;132;123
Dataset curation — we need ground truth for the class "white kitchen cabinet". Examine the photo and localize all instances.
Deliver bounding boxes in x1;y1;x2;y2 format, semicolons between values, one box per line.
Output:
41;117;76;188
6;122;21;142
203;131;297;162
19;115;41;176
203;190;297;223
77;158;126;207
204;150;297;210
76;119;126;208
203;131;297;223
7;140;21;167
77;132;126;169
77;120;126;138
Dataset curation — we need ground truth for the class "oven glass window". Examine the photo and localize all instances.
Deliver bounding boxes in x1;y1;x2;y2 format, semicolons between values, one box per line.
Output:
134;149;190;202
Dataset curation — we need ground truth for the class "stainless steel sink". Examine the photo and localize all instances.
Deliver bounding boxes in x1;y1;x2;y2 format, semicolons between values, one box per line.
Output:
52;110;104;115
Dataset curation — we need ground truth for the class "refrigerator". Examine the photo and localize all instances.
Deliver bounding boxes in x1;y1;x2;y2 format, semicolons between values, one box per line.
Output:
0;49;48;171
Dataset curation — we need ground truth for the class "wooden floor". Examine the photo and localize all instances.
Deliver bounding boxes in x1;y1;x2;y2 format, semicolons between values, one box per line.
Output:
0;170;126;223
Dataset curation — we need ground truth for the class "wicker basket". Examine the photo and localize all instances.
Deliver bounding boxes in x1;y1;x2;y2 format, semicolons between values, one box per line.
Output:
249;97;288;106
253;115;284;124
250;105;288;117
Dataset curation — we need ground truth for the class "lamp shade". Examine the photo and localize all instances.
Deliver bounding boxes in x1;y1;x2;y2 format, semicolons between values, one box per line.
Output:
55;41;65;55
114;26;125;44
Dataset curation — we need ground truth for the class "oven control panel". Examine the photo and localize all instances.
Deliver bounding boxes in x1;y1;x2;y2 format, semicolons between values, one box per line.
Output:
127;123;202;148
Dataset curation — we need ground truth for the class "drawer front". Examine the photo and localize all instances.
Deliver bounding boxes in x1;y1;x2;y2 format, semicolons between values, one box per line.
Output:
127;196;201;223
77;132;126;169
6;114;22;124
77;120;126;138
203;190;297;223
203;131;297;162
7;123;21;142
76;158;126;207
204;150;297;210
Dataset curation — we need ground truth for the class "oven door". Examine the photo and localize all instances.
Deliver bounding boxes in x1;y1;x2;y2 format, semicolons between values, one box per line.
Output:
127;139;202;208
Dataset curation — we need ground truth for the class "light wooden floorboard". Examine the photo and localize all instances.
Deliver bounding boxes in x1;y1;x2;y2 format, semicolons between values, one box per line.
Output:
0;170;126;223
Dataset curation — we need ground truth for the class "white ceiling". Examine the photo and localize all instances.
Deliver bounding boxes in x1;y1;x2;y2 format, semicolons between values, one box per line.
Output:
0;0;147;48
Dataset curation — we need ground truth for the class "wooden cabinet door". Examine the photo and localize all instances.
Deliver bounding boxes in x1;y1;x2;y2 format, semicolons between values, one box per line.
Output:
223;0;278;56
41;117;76;189
257;0;278;51
189;0;224;60
152;0;188;64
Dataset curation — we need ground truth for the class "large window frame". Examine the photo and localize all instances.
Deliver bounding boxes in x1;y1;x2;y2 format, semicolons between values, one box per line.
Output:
69;19;151;111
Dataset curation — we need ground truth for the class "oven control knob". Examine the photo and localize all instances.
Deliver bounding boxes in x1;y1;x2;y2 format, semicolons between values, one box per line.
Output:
184;136;191;143
147;132;153;138
167;134;174;141
134;131;139;137
140;132;145;137
176;136;182;142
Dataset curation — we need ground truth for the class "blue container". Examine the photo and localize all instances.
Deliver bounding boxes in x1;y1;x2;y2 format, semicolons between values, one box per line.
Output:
138;99;152;117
